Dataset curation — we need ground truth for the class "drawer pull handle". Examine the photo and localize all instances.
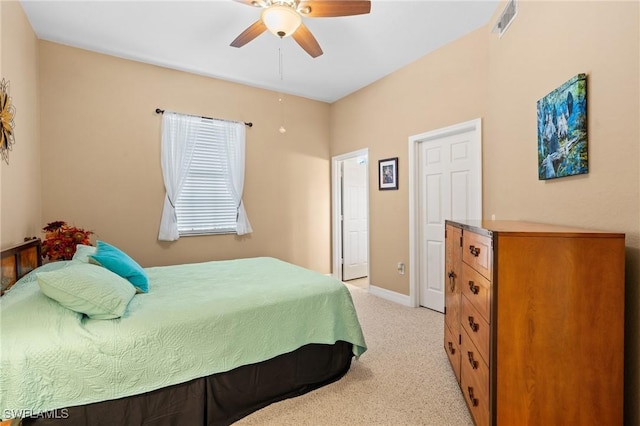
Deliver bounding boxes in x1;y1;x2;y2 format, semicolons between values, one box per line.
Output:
468;280;479;295
448;341;456;355
448;271;455;292
467;386;479;406
469;245;481;257
468;316;479;332
467;351;478;369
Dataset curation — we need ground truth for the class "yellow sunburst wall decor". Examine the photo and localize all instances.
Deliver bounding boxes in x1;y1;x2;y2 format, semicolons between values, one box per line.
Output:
1;78;16;164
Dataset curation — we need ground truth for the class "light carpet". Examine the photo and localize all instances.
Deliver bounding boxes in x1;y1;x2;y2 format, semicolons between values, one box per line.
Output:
236;284;474;426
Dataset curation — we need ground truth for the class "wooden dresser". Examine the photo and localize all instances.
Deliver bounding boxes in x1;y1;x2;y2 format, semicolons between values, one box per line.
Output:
443;220;625;426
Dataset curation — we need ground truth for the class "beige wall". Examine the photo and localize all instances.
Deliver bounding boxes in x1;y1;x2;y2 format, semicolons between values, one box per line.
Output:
331;1;639;423
38;42;332;272
485;2;639;423
0;1;42;248
330;28;489;294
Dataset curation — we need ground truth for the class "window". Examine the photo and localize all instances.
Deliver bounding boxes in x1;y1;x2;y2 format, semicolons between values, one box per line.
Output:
176;119;238;235
158;112;252;241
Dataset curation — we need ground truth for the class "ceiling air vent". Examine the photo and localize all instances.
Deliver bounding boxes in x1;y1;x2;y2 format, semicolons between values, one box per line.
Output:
492;0;518;38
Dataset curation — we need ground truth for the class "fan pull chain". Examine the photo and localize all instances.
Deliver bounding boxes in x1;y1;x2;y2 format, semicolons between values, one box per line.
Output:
279;48;284;81
278;48;287;134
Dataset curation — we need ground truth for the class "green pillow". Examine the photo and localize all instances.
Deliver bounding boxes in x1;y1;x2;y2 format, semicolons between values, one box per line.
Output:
89;241;149;293
37;263;136;319
72;244;97;263
12;261;72;286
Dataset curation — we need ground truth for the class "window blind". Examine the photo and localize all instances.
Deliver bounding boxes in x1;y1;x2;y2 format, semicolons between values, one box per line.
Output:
175;118;238;235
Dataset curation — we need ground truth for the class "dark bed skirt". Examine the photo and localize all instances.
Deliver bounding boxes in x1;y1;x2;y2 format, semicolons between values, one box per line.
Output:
23;341;353;426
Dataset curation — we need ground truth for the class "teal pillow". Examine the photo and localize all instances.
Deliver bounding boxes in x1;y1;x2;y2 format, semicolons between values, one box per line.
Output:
72;244;97;263
89;241;149;293
37;263;136;319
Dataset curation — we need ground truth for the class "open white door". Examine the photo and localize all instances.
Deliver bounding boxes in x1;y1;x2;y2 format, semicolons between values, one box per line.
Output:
409;119;482;312
342;157;368;281
331;149;369;283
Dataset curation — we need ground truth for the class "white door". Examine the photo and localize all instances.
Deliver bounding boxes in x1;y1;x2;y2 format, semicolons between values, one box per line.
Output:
418;126;481;312
342;157;368;280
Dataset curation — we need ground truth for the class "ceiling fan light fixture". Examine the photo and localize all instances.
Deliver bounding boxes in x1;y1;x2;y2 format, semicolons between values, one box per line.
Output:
261;5;302;38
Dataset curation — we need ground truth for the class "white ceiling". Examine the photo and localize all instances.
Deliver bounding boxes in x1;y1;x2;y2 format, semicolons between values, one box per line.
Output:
20;0;499;103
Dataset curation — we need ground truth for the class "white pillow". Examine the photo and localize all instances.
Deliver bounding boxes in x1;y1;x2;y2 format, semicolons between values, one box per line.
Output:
72;244;97;263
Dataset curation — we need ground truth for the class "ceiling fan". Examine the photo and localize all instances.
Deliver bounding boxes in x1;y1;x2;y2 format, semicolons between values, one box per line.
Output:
230;0;371;58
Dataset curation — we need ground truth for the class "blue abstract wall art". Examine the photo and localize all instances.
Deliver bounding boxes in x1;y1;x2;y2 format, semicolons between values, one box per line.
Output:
537;73;588;180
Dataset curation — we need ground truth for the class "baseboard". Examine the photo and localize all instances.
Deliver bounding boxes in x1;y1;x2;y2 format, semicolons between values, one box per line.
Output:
368;284;413;307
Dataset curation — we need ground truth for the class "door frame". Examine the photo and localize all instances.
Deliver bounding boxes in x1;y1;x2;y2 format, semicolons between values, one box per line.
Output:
331;148;370;283
408;118;482;308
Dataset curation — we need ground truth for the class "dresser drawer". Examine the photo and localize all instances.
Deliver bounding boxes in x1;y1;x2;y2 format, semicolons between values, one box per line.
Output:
444;321;461;383
461;262;490;323
462;231;492;279
461;328;490;426
461;295;490;365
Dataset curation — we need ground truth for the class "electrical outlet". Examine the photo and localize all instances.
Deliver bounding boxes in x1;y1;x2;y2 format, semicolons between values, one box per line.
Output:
397;262;405;275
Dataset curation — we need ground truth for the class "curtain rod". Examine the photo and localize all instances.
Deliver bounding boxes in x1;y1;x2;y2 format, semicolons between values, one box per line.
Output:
155;108;253;128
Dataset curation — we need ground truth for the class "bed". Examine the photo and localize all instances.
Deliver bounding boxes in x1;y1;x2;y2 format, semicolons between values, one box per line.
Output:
0;239;367;425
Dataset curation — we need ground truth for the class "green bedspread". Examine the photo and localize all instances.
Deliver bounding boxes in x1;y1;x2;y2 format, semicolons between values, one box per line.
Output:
0;257;366;415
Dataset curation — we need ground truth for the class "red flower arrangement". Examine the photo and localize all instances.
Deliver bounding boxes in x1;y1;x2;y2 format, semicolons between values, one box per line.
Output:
42;221;94;261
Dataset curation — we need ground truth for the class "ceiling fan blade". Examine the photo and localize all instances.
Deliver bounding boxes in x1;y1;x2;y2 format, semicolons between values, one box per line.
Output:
230;20;267;48
233;0;266;7
298;1;371;17
292;23;323;58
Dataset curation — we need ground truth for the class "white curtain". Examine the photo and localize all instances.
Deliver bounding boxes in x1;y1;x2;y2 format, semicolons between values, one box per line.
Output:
158;112;199;241
225;121;253;235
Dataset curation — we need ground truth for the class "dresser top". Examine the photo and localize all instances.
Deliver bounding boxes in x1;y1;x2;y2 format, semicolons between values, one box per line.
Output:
446;219;625;239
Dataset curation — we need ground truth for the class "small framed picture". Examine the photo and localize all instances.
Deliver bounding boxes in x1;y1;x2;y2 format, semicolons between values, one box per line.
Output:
378;157;398;190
